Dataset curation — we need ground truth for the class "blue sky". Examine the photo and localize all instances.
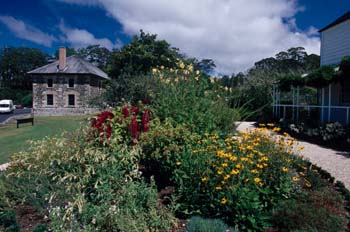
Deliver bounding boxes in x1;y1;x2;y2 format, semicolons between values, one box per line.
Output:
0;0;348;73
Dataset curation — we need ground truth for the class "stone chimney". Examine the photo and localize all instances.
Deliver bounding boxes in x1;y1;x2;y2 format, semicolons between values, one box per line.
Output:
58;47;66;71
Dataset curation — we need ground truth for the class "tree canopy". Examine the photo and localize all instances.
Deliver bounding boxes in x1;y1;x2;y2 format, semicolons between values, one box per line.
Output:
0;47;48;89
107;30;181;78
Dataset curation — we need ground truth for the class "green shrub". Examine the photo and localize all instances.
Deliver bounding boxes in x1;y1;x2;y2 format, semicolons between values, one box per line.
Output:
0;88;32;106
139;118;199;187
4;129;176;232
32;223;48;232
186;216;235;232
3;224;20;232
150;63;243;133
272;199;346;232
0;209;18;229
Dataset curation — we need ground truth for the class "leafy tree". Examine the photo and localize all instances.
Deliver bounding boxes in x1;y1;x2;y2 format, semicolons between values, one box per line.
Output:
76;45;111;71
0;47;48;89
195;58;216;74
108;30;180;78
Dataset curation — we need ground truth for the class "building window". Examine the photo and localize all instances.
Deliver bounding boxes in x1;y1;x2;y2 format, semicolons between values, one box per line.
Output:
47;94;53;106
68;78;74;88
48;79;53;88
68;94;75;106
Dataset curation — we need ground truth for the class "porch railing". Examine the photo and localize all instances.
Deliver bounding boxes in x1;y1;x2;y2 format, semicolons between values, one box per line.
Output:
272;104;350;124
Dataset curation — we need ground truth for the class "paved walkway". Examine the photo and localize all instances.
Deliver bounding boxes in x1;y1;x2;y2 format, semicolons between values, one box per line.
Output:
236;121;350;190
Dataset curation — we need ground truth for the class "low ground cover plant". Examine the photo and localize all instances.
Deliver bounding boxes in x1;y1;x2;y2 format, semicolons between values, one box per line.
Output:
186;216;235;232
275;121;350;151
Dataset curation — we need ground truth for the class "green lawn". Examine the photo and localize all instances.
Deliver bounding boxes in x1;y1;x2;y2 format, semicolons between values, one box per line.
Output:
0;115;88;164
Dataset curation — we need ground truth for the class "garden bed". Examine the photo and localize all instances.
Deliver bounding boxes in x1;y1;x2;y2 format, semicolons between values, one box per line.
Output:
1;63;350;231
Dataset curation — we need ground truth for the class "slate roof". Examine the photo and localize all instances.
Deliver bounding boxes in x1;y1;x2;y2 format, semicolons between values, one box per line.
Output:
28;55;110;80
319;11;350;32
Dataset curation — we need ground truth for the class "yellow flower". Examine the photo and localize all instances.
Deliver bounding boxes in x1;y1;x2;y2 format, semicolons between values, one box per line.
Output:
179;61;185;69
230;169;240;175
223;174;230;180
254;177;261;183
176;162;182;166
201;177;208;182
251;169;259;174
152;68;158;74
259;123;266;127
305;180;312;188
221;163;228;167
256;164;264;169
272;127;281;132
267;123;274;127
283;132;290;137
293;176;299;182
215;186;222;191
220;197;227;205
235;164;244;169
217;169;224;175
282;167;288;172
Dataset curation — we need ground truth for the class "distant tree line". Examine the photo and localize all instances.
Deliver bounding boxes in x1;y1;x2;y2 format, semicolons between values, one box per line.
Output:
0;30;320;112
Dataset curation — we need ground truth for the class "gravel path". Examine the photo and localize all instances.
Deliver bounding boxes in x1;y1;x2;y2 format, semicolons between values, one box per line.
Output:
236;121;350;190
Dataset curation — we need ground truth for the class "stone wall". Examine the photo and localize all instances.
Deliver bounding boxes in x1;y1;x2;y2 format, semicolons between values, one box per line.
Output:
33;107;100;116
32;74;104;115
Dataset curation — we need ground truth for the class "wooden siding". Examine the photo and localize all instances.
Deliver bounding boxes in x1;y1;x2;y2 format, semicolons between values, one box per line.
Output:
320;20;350;66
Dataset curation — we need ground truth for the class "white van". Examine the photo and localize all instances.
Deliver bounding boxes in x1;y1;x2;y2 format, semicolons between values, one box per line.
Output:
0;99;14;113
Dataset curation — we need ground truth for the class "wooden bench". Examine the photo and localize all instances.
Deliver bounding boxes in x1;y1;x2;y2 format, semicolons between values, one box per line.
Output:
16;117;34;128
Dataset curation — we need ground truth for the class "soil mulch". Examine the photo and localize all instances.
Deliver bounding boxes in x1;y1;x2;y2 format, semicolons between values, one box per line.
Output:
14;205;47;232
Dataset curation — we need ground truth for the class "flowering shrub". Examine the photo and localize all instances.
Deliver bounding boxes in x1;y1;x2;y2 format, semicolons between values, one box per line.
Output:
4;131;175;231
150;61;244;133
91;111;114;140
139;117;199;188
172;128;303;231
91;103;151;144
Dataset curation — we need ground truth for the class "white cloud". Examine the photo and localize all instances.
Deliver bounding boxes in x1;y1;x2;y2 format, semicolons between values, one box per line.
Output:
59;21;118;50
58;0;321;74
0;15;56;47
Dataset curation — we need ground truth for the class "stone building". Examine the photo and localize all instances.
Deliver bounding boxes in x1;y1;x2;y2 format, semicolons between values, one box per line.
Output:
28;47;110;115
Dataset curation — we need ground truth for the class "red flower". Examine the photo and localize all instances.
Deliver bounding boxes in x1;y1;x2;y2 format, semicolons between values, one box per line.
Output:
122;107;129;118
142;109;150;132
93;111;114;140
131;116;138;139
131;106;139;114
